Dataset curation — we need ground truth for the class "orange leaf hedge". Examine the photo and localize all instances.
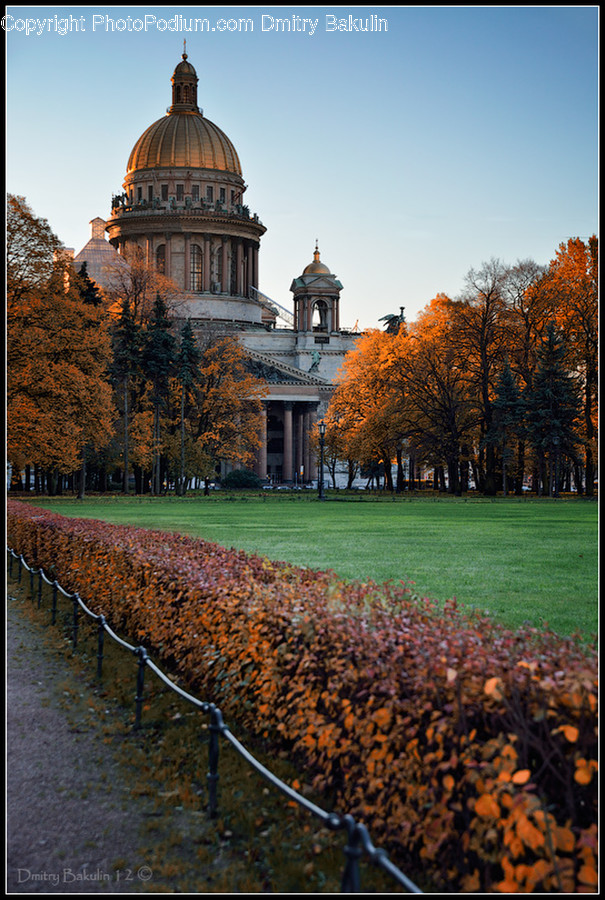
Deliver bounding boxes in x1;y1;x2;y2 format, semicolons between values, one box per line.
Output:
7;500;598;893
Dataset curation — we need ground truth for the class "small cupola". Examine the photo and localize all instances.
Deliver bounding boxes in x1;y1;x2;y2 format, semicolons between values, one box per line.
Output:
169;45;199;113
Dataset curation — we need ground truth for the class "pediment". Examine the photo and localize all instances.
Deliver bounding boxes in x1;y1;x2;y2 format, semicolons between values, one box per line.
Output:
245;350;327;385
290;274;343;292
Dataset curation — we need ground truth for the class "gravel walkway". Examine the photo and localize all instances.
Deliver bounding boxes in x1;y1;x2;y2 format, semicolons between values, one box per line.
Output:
5;585;241;894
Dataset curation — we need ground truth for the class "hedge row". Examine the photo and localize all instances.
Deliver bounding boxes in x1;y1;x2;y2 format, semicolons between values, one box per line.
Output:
7;500;598;893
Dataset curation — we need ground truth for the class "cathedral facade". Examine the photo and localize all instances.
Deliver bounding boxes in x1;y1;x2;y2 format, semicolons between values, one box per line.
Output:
75;52;359;484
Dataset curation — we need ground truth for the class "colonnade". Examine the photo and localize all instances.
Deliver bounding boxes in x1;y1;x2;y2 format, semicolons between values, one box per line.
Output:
254;400;320;484
115;232;260;297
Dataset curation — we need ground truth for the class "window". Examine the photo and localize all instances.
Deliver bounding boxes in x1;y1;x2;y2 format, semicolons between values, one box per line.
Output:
156;245;165;274
176;184;184;201
219;187;226;204
191;184;199;202
148;185;153;203
206;185;214;203
191;244;203;292
161;184;168;201
137;186;142;202
312;300;329;332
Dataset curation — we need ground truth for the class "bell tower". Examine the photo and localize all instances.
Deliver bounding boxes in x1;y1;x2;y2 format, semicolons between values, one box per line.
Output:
290;243;343;335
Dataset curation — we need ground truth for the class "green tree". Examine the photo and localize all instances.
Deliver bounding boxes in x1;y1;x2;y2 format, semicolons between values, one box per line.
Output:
524;324;581;497
175;319;202;495
142;295;176;494
486;362;523;495
110;297;142;493
77;261;104;307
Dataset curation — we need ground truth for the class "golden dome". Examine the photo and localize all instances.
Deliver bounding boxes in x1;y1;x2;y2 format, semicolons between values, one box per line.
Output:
127;113;242;174
303;243;331;275
126;52;242;175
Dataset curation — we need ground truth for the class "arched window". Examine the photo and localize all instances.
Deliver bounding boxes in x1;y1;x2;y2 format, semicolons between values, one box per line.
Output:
191;244;203;292
156;244;165;274
312;300;329;332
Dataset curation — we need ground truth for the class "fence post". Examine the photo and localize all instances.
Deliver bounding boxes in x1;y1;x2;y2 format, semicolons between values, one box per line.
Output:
134;647;148;729
71;595;79;648
29;566;34;598
37;570;43;608
51;582;58;625
9;550;13;579
340;816;363;893
18;555;23;584
207;705;223;818
96;617;106;680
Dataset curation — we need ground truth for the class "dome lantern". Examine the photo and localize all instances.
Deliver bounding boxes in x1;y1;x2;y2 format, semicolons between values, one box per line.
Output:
169;44;199;113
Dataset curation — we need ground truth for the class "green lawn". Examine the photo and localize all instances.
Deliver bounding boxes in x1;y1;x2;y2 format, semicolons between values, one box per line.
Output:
21;493;598;639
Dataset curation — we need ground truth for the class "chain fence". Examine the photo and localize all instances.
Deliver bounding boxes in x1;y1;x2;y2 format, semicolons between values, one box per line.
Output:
6;546;423;894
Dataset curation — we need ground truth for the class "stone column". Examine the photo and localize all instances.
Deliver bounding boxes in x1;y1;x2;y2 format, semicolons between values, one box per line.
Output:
252;244;259;291
236;241;244;296
203;234;211;292
221;239;229;293
183;233;191;291
295;408;304;483
283;403;293;484
246;243;253;298
165;233;172;279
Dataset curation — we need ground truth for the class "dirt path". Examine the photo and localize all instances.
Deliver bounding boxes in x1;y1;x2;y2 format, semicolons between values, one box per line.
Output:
5;586;246;894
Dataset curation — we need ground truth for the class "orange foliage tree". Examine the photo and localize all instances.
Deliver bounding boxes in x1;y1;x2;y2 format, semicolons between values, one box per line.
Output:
161;328;267;491
7;196;115;493
328;244;596;495
328;328;408;490
400;295;479;494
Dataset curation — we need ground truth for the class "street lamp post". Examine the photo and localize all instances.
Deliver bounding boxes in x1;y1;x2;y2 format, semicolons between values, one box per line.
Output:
318;419;326;501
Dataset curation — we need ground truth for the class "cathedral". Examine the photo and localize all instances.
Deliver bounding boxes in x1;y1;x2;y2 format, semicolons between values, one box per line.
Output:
73;51;359;484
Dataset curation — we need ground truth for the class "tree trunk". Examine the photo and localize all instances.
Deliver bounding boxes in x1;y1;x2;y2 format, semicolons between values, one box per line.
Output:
396;449;404;493
123;378;130;494
514;440;525;495
78;450;86;500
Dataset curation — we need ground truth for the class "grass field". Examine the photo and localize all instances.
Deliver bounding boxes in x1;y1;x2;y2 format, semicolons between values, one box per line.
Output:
20;492;598;639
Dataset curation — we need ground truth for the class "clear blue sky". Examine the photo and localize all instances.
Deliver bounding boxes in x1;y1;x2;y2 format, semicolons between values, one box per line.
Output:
5;5;598;329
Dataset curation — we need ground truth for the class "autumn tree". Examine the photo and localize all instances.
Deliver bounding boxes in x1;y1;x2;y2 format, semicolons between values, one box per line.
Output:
104;243;181;325
402;296;478;494
7;205;115;493
452;259;512;495
499;259;548;493
162;328;267;493
7;194;60;308
530;237;598;494
328;329;408;491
